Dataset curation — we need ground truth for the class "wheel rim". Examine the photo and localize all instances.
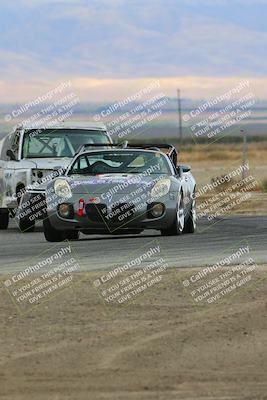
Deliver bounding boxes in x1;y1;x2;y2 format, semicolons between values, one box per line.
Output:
191;197;197;229
177;195;185;233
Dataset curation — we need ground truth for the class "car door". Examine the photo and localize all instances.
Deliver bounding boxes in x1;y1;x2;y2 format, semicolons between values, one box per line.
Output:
0;132;18;208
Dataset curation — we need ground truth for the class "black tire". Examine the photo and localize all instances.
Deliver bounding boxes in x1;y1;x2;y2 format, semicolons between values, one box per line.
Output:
184;188;197;233
18;218;35;233
0;210;9;230
184;192;196;234
16;185;34;232
43;218;65;242
161;193;185;236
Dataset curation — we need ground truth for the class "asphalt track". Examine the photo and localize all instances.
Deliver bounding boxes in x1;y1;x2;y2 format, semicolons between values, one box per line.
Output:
0;215;266;275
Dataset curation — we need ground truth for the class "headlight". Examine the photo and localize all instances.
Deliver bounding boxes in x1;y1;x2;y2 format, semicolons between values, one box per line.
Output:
58;203;74;218
54;179;72;198
150;178;171;199
148;203;165;218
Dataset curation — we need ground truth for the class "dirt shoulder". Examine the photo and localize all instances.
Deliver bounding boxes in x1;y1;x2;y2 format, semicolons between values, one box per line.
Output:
1;267;267;400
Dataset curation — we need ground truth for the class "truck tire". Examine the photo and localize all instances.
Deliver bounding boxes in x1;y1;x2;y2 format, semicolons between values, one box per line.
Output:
18;218;35;233
0;209;9;230
183;203;196;233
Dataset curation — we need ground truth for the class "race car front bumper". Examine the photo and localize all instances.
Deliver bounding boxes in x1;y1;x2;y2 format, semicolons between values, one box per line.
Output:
47;193;179;233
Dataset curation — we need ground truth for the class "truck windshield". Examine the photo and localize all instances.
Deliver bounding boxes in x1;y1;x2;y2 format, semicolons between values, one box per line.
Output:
22;129;110;158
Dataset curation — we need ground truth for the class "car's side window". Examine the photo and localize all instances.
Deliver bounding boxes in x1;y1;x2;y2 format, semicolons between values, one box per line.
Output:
79;157;89;169
70;156;89;173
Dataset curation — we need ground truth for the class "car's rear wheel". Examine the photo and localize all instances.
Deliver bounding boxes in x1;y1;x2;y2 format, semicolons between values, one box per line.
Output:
43;218;65;242
161;193;185;236
0;209;9;230
184;192;196;234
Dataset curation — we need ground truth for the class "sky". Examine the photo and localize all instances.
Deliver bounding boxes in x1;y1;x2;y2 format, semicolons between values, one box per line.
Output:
0;0;267;103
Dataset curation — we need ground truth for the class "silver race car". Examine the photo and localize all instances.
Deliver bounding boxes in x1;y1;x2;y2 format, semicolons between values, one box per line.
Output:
43;143;197;241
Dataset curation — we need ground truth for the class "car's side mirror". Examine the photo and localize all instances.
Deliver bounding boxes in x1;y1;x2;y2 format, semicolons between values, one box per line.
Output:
181;165;191;173
6;149;16;161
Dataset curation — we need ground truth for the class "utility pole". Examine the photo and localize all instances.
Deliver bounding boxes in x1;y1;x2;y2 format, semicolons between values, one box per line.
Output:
177;89;183;141
240;129;249;181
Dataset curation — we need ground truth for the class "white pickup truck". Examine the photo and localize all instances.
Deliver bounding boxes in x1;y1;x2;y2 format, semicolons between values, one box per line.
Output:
0;122;111;231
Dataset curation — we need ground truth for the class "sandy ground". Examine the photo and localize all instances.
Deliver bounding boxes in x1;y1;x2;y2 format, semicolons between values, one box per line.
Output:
1;266;267;400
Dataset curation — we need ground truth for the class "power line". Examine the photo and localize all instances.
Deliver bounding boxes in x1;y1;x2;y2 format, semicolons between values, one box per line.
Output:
177;89;183;141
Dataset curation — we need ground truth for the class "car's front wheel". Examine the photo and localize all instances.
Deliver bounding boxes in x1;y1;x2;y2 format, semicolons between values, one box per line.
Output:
43;218;66;242
161;193;185;236
184;193;196;234
43;218;80;242
0;209;9;230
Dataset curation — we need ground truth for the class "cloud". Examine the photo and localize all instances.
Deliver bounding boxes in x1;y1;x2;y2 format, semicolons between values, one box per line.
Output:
0;0;266;103
1;76;267;104
167;15;267;75
181;0;267;4
0;48;59;85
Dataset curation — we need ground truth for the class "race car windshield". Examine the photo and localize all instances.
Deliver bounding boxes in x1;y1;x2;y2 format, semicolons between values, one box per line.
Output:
22;129;109;158
69;151;171;175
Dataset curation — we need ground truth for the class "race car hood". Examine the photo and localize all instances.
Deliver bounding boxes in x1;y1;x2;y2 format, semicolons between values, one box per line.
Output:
68;173;167;199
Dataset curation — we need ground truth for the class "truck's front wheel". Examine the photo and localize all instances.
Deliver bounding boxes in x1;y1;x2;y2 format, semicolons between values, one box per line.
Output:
18;218;35;233
0;209;9;230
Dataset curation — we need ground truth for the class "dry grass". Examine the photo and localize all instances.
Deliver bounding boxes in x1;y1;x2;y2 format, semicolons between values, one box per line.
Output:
178;142;267;164
178;142;267;190
177;142;267;213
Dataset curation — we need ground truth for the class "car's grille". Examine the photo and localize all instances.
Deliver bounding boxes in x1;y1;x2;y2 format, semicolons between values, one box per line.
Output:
110;203;135;223
85;203;107;222
85;202;135;224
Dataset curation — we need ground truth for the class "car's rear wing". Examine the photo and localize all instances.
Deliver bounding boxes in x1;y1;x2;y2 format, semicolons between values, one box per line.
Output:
75;143;115;155
123;143;178;166
75;142;178;166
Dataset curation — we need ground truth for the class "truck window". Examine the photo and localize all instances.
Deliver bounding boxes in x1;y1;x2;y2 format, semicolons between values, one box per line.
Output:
22;129;110;158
